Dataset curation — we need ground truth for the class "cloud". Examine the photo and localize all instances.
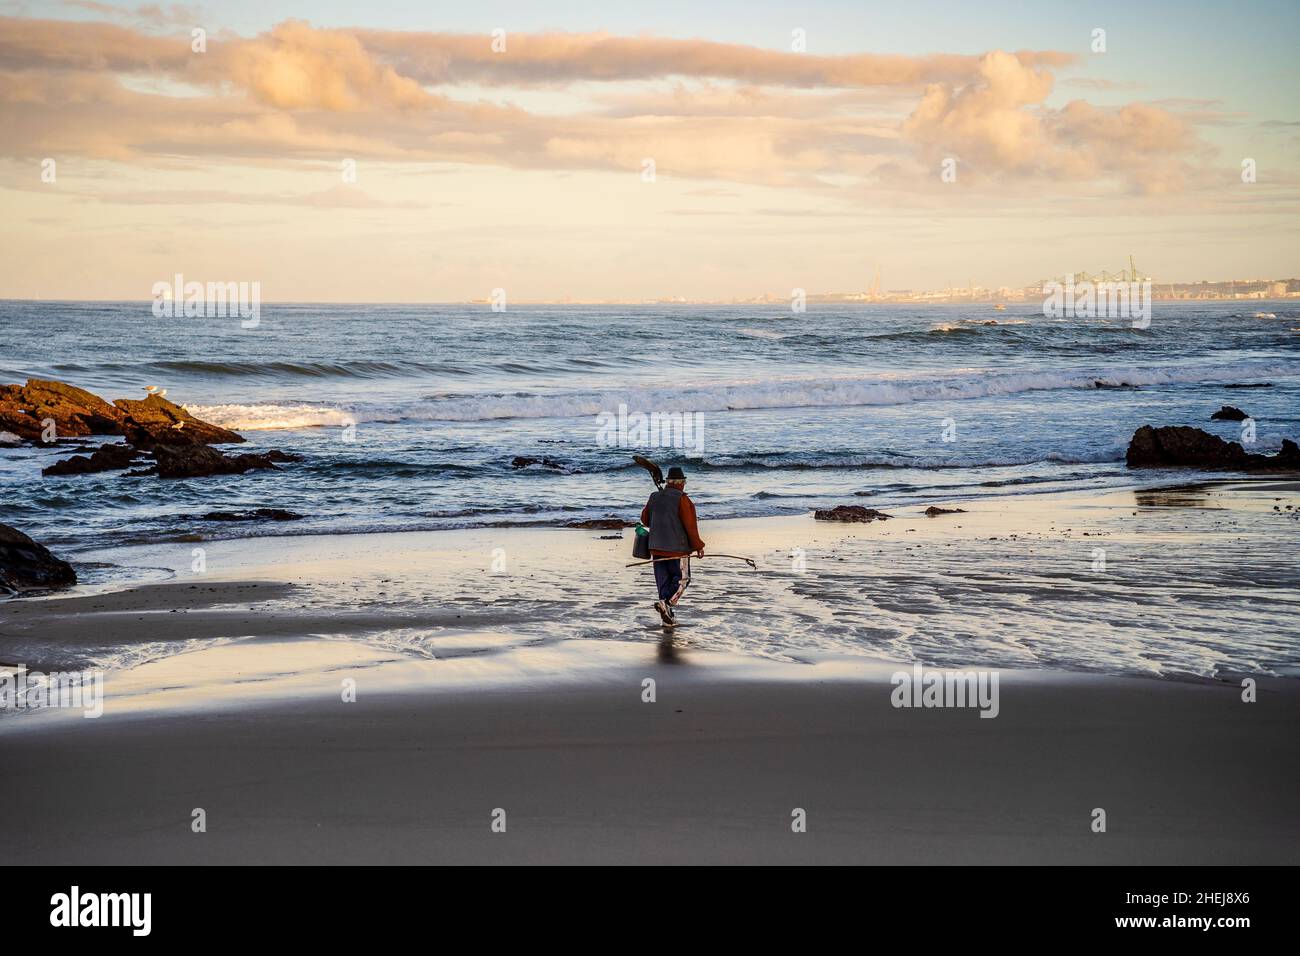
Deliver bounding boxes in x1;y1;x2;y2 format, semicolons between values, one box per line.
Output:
0;15;192;71
60;2;203;28
904;51;1054;168
221;20;441;111
902;51;1197;194
351;28;1074;89
0;15;1216;199
1060;77;1141;92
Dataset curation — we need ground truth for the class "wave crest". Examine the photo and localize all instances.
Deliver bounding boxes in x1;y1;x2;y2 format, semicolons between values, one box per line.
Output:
187;360;1293;429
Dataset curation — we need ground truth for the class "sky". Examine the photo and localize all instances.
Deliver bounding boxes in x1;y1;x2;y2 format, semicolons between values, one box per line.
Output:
0;0;1296;301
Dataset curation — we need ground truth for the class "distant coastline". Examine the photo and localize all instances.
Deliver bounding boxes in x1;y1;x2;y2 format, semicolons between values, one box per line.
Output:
5;281;1297;308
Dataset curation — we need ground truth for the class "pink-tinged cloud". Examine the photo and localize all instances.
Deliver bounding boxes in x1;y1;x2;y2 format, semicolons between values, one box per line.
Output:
222;21;441;111
903;51;1197;194
0;16;1213;198
0;16;193;71
351;28;1074;88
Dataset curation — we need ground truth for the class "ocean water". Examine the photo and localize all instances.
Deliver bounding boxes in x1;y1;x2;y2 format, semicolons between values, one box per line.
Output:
1;299;1298;554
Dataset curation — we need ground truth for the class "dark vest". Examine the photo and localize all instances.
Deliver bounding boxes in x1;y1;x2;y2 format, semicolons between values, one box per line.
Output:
646;487;690;554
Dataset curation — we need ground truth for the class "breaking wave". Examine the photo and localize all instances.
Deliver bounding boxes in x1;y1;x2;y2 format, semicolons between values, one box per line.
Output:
187;360;1293;429
184;403;359;430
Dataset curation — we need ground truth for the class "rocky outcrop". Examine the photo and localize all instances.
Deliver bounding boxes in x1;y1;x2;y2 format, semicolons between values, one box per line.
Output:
814;505;893;522
566;517;634;529
0;523;76;593
1210;405;1249;421
511;456;564;470
154;444;284;479
0;379;241;448
199;509;303;522
42;443;141;477
0;379;126;440
44;442;297;479
1126;426;1300;471
3;379;308;484
114;394;244;447
0;397;46;441
264;450;302;463
924;506;967;517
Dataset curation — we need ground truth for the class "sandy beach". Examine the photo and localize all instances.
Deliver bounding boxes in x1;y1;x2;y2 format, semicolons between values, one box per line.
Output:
5;0;1300;891
5;660;1298;865
3;481;1297;864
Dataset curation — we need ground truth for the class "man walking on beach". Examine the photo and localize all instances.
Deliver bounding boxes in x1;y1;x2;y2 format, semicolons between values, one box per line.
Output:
640;466;705;626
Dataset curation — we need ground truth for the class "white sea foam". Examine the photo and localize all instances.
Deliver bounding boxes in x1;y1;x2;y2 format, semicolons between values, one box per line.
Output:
184;403;359;430
188;361;1294;430
702;449;1124;469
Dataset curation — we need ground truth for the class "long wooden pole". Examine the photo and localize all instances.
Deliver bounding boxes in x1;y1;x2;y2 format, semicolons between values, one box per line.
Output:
625;554;756;569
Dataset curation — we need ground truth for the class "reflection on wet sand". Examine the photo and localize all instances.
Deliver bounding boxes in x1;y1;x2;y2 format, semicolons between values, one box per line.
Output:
1134;479;1297;512
14;480;1299;685
1133;485;1217;509
657;631;684;664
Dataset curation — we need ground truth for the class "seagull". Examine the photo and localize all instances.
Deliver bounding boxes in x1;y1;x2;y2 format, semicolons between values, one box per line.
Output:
156;389;167;398
171;421;185;430
144;386;159;394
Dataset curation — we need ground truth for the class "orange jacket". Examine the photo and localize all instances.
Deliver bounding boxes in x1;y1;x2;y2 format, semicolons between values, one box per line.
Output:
641;492;705;556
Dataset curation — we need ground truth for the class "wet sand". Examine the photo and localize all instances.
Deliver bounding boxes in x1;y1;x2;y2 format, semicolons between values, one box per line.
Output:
1;481;1297;863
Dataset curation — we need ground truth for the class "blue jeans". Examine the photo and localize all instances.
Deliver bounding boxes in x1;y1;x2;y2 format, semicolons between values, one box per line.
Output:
653;556;691;605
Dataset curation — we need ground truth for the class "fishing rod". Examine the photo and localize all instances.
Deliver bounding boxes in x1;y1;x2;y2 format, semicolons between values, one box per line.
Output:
626;554;757;570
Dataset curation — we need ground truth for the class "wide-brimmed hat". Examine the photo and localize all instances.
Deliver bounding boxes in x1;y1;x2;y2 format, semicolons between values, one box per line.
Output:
666;466;686;480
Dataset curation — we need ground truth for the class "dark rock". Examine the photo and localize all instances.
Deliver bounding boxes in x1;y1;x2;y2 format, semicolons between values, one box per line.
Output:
566;517;634;529
924;506;967;517
1125;426;1300;471
1210;405;1249;421
200;509;304;522
0;523;77;593
115;394;244;448
262;450;303;463
1223;383;1272;389
0;379;126;440
1094;380;1139;389
0;395;43;441
511;456;563;470
154;444;281;479
42;443;140;477
0;379;247;452
224;453;291;473
814;505;893;522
